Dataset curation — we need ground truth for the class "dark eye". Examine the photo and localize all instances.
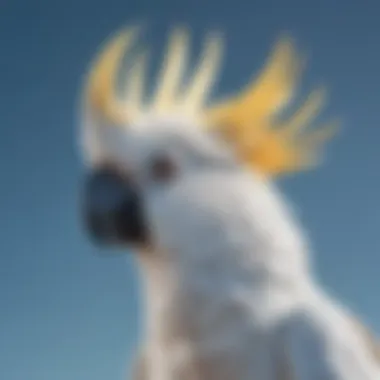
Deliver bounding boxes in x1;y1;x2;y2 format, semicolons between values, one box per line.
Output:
149;154;177;183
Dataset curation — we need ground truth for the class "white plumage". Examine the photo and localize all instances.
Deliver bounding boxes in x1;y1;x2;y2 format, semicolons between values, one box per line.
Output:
78;26;380;380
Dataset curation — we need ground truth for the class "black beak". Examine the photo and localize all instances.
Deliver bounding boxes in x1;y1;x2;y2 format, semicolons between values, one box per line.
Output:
82;168;148;247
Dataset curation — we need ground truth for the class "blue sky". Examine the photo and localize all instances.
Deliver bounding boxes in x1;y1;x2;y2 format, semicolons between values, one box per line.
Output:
0;0;379;379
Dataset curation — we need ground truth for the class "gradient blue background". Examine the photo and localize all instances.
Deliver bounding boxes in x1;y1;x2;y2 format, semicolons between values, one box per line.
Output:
0;0;379;379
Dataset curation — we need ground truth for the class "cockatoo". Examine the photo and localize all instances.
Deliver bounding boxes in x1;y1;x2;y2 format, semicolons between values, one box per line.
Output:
78;26;380;380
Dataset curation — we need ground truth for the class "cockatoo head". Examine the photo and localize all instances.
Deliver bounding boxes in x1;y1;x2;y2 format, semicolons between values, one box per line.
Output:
79;26;335;260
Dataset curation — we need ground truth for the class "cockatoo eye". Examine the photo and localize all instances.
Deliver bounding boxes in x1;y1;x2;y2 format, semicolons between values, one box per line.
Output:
148;154;177;184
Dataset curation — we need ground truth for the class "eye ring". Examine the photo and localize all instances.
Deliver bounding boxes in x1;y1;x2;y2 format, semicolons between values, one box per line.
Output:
149;154;177;183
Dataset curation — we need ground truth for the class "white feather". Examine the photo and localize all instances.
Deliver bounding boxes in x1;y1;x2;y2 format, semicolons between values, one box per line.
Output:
81;115;379;380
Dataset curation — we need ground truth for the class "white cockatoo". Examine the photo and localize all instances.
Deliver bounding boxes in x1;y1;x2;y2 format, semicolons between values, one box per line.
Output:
78;26;380;380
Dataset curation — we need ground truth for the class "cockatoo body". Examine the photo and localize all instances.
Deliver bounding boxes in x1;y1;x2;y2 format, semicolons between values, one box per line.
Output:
78;26;380;380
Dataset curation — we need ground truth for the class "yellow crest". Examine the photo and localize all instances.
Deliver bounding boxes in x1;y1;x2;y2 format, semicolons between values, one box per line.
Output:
82;26;337;177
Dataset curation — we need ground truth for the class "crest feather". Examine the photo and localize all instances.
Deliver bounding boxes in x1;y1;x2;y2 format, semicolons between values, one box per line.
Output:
123;49;149;117
82;27;337;177
205;37;337;176
83;27;139;124
152;28;190;112
180;32;224;113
